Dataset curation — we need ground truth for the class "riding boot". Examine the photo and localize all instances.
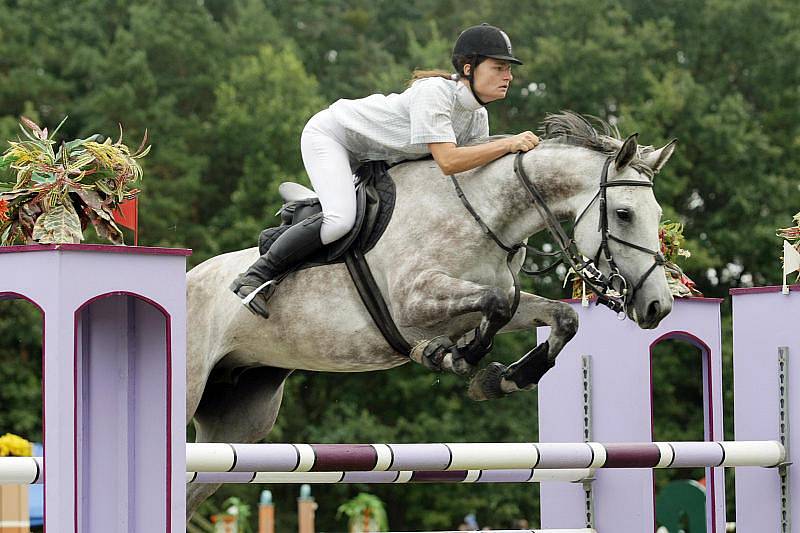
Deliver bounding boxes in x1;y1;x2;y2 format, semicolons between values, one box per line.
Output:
230;213;325;318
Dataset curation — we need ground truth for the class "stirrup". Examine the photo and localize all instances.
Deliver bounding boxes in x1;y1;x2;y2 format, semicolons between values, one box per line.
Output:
241;279;276;306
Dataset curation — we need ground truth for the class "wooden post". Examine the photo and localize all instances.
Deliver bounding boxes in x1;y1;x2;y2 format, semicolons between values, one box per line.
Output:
258;490;274;533
297;484;317;533
0;485;29;533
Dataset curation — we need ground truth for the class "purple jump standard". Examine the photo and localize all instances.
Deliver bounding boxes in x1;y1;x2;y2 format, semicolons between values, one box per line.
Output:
0;245;189;533
185;441;784;473
538;298;728;533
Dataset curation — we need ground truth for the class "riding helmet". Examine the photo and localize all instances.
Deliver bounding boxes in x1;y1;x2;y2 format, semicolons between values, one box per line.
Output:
452;23;523;67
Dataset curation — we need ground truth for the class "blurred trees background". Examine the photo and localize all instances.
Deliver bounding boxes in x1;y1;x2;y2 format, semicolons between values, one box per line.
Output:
0;0;798;529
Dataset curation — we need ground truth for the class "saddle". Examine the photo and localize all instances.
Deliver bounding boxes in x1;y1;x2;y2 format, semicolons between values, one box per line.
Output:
258;161;396;265
257;161;411;355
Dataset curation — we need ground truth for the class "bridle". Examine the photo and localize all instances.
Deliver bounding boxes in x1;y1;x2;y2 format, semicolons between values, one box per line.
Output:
450;151;667;318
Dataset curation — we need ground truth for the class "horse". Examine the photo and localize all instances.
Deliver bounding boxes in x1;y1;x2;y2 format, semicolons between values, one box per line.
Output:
184;112;676;516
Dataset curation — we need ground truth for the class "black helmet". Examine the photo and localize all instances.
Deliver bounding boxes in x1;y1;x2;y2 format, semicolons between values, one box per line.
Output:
452;23;523;66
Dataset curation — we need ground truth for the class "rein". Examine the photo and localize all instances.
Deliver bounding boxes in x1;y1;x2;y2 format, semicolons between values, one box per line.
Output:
451;151;666;318
450;175;523;318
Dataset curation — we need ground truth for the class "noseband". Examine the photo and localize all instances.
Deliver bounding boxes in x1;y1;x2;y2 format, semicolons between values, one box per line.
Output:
450;151;666;318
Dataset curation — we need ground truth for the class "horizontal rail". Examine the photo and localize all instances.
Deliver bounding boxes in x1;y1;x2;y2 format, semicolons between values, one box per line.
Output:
0;458;589;485
185;441;786;473
186;468;592;484
1;440;785;484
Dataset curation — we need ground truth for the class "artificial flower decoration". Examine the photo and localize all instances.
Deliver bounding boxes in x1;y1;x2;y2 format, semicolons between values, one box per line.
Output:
0;116;149;245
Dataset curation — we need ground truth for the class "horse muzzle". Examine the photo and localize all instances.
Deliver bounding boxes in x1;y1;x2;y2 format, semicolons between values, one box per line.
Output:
631;292;673;329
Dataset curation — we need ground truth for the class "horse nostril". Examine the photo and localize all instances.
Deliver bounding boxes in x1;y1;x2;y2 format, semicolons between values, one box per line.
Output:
647;301;661;321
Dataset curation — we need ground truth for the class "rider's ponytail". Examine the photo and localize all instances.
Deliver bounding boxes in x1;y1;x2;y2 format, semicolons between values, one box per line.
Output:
407;69;455;86
406;56;480;87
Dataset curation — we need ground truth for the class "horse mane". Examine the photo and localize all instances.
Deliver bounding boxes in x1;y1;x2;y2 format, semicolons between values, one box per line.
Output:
540;111;655;174
540;111;622;153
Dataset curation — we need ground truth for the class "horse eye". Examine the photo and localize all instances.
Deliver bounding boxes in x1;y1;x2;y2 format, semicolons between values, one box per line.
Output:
616;209;632;222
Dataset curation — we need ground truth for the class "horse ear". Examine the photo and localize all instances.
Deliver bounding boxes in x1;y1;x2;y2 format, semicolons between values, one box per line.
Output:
641;139;678;174
615;133;639;171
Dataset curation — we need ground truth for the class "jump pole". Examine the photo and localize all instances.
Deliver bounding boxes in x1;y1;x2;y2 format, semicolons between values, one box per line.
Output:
0;459;592;485
180;441;784;473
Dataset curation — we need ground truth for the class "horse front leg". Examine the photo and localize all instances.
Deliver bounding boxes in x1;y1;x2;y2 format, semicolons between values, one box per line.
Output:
395;270;513;376
468;292;579;400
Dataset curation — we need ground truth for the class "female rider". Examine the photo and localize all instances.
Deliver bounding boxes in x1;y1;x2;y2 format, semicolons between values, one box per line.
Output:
231;23;540;318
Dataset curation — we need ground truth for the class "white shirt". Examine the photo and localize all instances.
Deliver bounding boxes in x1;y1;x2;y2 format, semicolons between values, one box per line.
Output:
327;77;489;165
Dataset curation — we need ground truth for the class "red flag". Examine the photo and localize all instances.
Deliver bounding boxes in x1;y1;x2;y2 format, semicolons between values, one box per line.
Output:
114;198;139;245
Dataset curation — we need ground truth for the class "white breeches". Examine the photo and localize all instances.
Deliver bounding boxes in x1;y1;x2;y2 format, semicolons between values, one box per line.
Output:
300;109;359;245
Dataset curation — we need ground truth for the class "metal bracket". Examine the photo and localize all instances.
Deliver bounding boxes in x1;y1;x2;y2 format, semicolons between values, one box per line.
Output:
779;346;791;533
581;354;595;529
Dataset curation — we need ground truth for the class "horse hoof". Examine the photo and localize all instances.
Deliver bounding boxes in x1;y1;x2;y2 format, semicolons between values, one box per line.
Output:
467;362;507;401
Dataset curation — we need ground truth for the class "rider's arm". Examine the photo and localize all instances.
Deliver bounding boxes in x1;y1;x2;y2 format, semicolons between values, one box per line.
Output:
429;132;540;175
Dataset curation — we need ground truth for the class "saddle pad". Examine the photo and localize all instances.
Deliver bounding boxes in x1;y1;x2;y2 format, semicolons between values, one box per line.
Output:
257;162;397;268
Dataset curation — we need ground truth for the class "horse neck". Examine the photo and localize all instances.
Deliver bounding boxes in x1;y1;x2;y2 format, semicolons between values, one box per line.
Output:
462;145;602;246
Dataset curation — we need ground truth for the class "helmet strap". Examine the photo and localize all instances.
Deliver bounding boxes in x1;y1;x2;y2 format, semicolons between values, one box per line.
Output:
464;57;488;107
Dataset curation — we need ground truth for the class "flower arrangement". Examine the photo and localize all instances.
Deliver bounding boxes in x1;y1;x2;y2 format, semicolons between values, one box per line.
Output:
777;212;800;248
777;211;800;282
570;220;702;299
658;220;702;297
0;433;33;457
0;116;149;245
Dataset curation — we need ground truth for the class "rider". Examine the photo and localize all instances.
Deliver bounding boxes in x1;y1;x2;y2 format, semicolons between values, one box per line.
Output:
231;23;541;318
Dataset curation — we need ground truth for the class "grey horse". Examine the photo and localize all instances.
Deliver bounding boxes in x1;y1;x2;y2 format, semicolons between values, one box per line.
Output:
184;113;676;516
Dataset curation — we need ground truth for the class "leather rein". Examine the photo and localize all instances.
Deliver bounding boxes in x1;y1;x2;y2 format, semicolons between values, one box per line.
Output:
450;151;666;317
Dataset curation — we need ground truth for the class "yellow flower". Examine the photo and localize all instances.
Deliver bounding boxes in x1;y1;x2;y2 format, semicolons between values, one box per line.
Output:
82;141;128;169
5;142;42;167
0;433;33;457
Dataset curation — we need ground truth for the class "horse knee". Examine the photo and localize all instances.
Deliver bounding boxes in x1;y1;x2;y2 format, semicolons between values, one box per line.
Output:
554;305;579;342
481;287;512;322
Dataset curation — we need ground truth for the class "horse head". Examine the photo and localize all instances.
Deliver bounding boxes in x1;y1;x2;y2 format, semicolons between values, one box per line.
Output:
569;131;676;329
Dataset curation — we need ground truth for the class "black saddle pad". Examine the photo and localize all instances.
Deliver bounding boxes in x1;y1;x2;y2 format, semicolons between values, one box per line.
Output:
257;161;396;269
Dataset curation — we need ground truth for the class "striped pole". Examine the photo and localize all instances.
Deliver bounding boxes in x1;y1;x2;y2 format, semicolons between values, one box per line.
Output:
0;458;41;485
186;468;592;484
0;459;589;485
185;441;785;473
0;441;785;484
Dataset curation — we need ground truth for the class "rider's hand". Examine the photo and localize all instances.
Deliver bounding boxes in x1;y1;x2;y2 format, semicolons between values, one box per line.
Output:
507;131;540;153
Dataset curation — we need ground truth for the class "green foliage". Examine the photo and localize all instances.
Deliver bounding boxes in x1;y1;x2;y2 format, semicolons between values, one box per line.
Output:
0;116;148;244
337;493;389;532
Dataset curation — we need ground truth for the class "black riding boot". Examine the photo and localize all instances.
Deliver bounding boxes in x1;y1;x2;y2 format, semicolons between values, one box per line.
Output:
230;213;325;318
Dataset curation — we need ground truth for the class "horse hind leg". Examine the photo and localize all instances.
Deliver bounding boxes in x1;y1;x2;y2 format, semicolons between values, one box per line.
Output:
468;294;578;400
186;365;293;521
